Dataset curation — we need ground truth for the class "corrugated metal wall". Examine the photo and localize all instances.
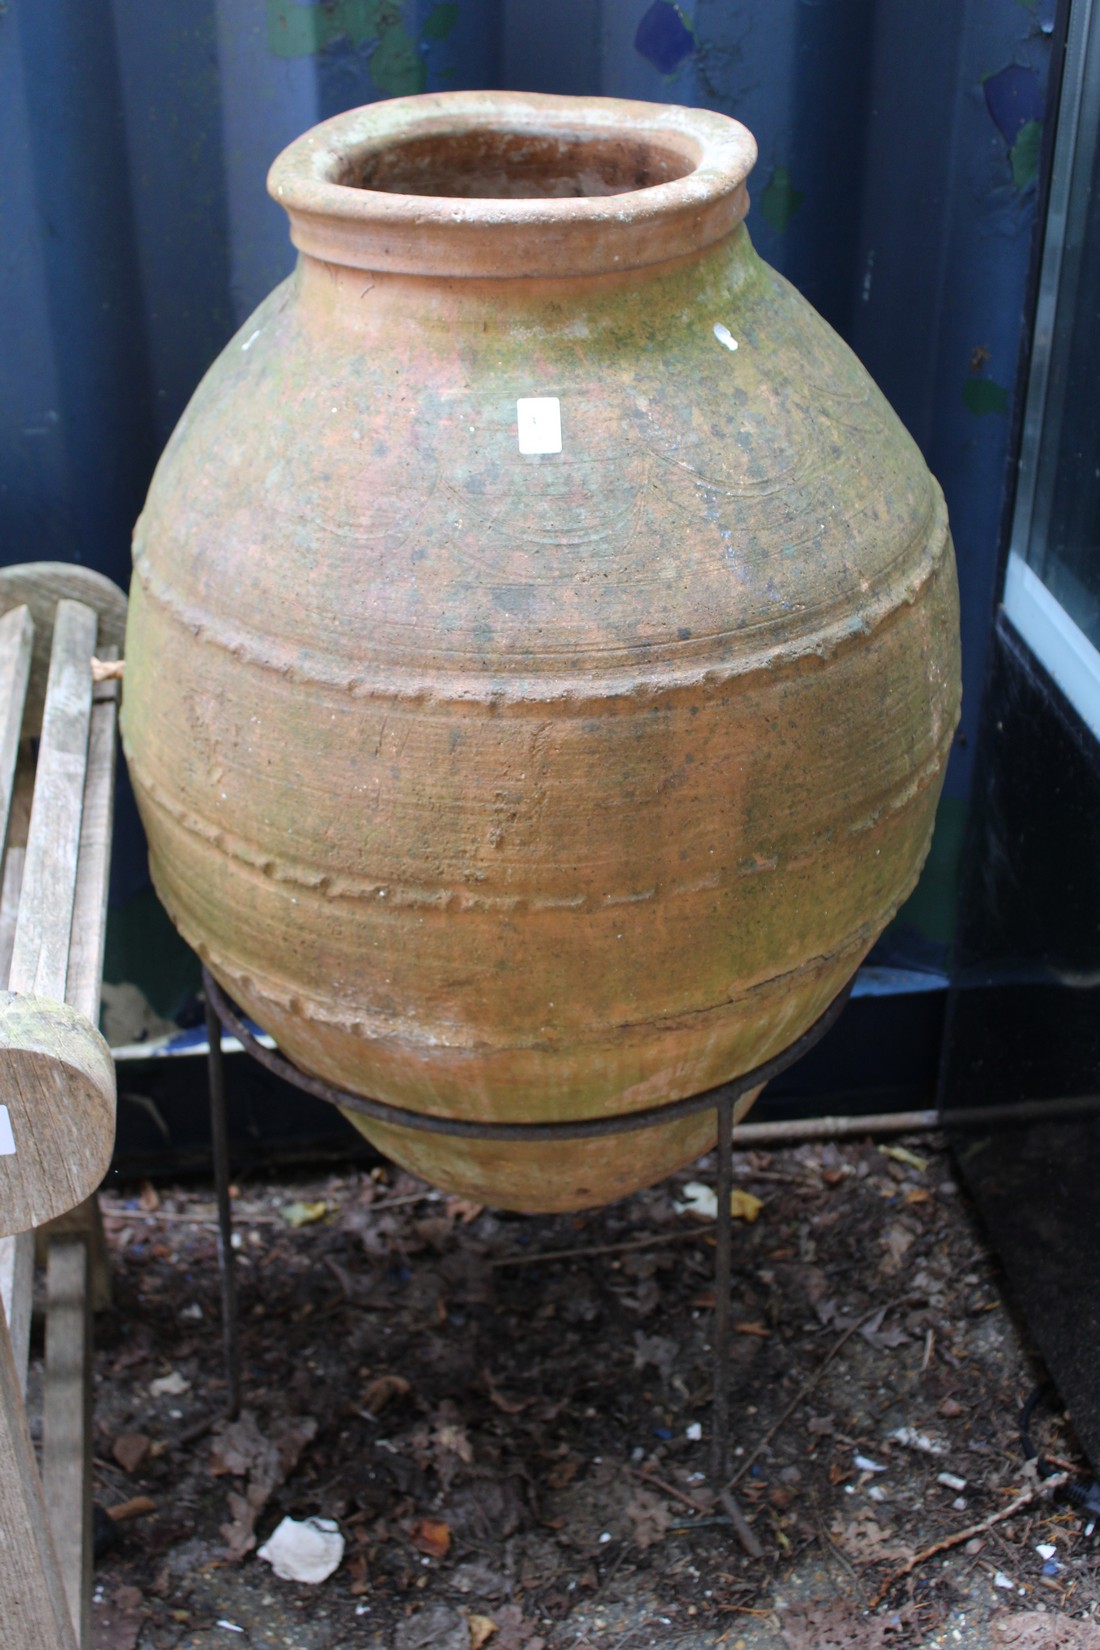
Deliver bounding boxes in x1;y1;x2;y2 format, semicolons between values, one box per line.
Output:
0;0;1055;960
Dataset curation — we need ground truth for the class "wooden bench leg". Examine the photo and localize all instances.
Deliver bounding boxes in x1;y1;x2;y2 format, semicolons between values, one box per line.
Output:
44;1234;93;1646
40;1195;111;1314
0;1228;34;1394
0;1296;79;1650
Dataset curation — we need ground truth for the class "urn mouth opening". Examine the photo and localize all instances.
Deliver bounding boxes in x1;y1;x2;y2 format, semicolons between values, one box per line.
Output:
340;127;696;200
269;91;756;280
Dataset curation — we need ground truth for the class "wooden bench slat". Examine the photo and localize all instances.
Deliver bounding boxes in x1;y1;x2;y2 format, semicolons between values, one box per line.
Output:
66;660;119;1027
0;620;35;1392
0;606;34;852
9;599;98;1003
0;844;26;996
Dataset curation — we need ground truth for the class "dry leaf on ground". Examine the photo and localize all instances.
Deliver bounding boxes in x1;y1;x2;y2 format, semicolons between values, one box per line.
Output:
362;1372;411;1413
92;1584;146;1650
781;1596;920;1649
410;1516;452;1558
625;1481;672;1550
394;1603;471;1650
991;1611;1100;1649
112;1431;151;1473
467;1614;498;1650
210;1408;318;1559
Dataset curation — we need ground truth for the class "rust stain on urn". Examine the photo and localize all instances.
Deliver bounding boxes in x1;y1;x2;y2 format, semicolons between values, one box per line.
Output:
121;92;961;1213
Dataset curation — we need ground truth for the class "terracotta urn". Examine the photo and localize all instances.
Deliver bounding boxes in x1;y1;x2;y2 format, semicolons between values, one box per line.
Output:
121;92;960;1212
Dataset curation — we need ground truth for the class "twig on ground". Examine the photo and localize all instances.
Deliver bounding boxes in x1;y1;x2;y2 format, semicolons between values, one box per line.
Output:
727;1297;917;1490
365;1192;450;1212
106;1496;156;1523
718;1489;765;1559
101;1206;280;1226
162;1412;221;1452
490;1224;716;1267
869;1471;1069;1609
626;1465;761;1556
628;1464;711;1516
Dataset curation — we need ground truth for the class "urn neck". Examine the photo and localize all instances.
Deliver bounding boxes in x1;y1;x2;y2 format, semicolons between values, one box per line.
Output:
268;92;756;282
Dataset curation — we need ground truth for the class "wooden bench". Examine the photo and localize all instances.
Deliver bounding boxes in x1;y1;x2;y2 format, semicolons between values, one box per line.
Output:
0;563;126;1650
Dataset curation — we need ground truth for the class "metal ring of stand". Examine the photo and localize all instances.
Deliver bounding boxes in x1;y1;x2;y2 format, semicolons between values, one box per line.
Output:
202;966;856;1484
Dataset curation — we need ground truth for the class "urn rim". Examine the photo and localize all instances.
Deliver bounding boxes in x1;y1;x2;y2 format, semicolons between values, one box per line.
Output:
268;90;756;279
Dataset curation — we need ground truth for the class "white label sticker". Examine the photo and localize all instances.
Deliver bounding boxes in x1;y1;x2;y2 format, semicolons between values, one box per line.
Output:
516;397;562;455
0;1105;15;1156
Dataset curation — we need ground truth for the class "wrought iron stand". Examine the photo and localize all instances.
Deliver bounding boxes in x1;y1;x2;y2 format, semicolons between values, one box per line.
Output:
202;968;854;1484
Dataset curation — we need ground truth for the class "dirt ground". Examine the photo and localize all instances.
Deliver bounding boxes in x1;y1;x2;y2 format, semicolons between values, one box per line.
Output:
40;1131;1100;1649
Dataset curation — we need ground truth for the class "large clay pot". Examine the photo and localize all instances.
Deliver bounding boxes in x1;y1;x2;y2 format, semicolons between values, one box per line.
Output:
122;92;960;1213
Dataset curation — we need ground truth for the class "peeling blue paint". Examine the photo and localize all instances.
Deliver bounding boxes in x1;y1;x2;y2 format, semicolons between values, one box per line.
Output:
423;3;459;41
760;166;804;235
1017;0;1056;29
266;0;426;96
635;1;695;75
1010;118;1042;189
963;377;1010;417
983;62;1044;145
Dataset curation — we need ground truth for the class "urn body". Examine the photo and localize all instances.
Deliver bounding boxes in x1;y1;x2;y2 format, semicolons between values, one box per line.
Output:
122;93;960;1210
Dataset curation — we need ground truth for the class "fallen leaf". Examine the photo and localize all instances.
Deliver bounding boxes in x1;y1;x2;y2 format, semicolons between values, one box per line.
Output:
433;1421;475;1464
733;1320;771;1338
210;1409;319;1559
395;1603;470;1650
280;1199;328;1227
625;1482;671;1550
445;1196;485;1224
411;1517;452;1559
483;1368;536;1415
829;1511;911;1564
467;1615;498;1650
492;1603;546;1650
449;1560;509;1597
632;1330;678;1380
880;1223;916;1274
780;1595;921;1649
545;1458;579;1490
878;1143;929;1173
731;1188;764;1222
92;1584;146;1650
905;1187;932;1204
112;1432;151;1474
990;1611;1100;1648
362;1373;411;1414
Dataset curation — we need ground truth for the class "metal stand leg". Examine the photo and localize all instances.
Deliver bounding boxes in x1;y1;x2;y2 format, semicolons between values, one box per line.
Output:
711;1093;735;1482
205;994;241;1421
